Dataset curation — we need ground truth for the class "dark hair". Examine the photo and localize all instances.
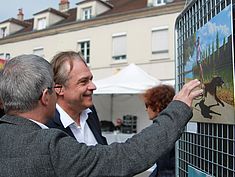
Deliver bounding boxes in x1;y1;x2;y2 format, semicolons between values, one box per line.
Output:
143;84;175;113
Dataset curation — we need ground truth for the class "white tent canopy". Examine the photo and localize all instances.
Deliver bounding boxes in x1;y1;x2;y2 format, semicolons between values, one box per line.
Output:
94;63;161;94
93;64;162;133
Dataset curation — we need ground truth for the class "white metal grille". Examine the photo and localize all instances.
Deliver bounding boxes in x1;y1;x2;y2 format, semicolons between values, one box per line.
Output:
177;124;235;176
175;0;234;176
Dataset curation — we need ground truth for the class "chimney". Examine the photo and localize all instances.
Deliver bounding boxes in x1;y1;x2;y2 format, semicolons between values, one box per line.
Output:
59;0;70;12
17;8;24;21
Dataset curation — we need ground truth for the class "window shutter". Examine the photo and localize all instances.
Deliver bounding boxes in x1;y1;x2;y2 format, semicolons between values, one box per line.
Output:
112;35;127;57
152;29;168;53
33;48;44;57
38;18;46;30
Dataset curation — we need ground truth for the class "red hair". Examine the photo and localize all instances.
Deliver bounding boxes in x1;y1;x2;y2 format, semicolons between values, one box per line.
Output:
143;85;175;113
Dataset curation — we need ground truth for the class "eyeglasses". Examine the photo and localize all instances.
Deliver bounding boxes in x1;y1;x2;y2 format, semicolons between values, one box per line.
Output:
38;85;63;100
145;103;149;108
48;85;62;91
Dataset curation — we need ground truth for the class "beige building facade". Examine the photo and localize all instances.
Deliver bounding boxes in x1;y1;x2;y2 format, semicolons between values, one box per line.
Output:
0;0;185;82
0;0;186;133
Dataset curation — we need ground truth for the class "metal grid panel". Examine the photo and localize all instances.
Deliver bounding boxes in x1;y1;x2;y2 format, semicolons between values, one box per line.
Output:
175;0;234;176
177;124;235;177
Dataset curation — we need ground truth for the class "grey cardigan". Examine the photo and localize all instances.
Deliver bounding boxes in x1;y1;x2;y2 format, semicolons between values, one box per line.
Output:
0;100;192;177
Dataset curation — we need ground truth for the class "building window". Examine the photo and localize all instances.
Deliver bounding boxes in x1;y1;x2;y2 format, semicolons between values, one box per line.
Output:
5;53;10;60
0;53;10;60
153;0;166;6
152;28;168;54
78;41;90;64
0;53;4;58
82;7;92;20
0;27;7;38
112;34;127;61
33;47;44;57
37;17;46;30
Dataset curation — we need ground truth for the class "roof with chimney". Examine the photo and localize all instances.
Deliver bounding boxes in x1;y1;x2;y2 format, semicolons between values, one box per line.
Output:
0;0;185;38
33;7;69;18
76;0;113;8
0;18;31;27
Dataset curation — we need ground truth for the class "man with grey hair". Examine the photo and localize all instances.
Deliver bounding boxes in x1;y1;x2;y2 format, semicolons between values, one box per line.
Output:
47;51;107;145
0;54;203;177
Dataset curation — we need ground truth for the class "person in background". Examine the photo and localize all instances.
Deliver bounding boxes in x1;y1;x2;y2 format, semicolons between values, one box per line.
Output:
115;117;123;131
0;54;203;177
46;51;107;145
143;84;176;177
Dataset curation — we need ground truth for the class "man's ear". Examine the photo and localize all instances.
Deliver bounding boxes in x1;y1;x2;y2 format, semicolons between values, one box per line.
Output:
40;89;50;106
55;84;64;96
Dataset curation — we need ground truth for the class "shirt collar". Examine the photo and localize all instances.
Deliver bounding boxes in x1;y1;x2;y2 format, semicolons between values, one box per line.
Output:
29;119;49;129
56;104;91;128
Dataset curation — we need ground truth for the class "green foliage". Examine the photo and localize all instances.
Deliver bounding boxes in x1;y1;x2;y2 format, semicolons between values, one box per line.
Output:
183;33;196;64
216;32;219;50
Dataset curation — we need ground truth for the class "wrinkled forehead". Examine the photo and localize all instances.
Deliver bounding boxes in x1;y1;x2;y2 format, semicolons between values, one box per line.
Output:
65;59;92;80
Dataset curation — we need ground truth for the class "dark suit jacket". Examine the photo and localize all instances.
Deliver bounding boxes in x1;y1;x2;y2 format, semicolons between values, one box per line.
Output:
0;108;5;118
0;101;192;177
46;105;107;145
149;146;175;177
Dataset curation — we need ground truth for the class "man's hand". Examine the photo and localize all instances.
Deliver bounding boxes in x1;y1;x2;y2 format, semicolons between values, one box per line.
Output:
173;79;203;108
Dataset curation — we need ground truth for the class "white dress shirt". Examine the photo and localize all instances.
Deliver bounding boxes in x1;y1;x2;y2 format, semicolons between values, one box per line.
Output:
56;104;98;146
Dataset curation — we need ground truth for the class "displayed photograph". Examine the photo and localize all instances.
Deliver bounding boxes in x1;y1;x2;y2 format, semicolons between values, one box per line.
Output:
183;4;234;124
188;166;212;177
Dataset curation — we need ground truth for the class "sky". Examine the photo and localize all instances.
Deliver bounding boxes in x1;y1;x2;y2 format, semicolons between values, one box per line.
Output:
0;0;81;22
184;4;232;79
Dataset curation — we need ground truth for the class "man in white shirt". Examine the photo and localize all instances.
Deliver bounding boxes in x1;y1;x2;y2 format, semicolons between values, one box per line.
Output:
46;51;107;145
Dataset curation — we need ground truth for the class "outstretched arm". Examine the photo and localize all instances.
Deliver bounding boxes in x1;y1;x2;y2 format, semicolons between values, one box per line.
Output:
51;79;203;177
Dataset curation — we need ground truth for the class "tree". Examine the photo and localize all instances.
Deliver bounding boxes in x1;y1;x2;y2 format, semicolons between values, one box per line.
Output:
216;31;220;61
223;37;226;51
183;33;196;64
216;31;220;50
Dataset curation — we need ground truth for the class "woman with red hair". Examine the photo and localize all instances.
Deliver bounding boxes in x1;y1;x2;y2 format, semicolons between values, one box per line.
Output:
143;84;175;177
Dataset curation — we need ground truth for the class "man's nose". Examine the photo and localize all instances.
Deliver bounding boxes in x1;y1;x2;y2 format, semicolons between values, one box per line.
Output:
88;81;97;90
